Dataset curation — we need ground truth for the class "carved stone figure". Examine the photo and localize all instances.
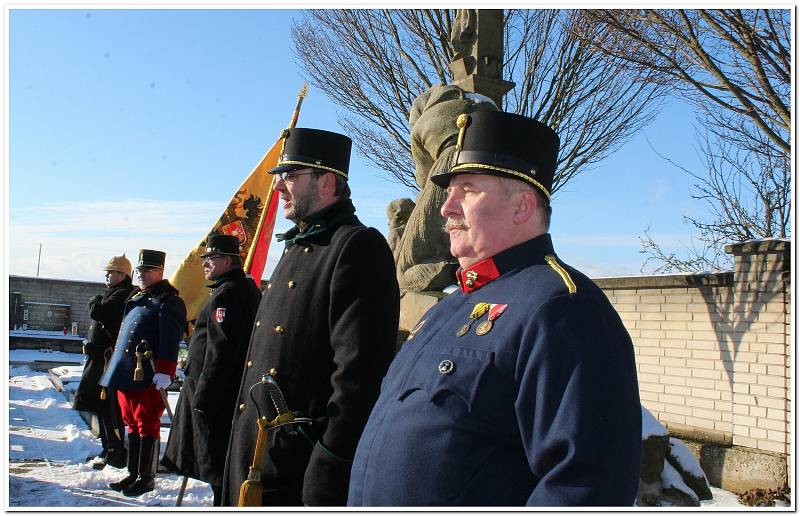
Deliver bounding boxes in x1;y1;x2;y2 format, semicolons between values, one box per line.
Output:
387;198;415;256
394;84;497;293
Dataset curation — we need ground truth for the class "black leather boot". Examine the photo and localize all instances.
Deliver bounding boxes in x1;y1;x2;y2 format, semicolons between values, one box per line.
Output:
122;436;158;497
103;415;127;469
109;433;139;491
92;417;115;470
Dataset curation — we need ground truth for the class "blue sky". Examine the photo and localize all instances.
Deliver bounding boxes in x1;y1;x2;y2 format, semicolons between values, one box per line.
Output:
7;8;708;283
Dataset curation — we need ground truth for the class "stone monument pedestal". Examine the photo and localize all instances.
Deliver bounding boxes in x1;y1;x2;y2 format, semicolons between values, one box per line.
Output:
399;290;448;332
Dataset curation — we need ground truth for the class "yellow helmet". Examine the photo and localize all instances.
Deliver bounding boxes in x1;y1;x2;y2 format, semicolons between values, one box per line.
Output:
103;254;132;277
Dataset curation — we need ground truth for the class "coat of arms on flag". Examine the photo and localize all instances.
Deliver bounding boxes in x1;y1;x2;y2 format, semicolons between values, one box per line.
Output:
219;220;247;246
215;308;226;323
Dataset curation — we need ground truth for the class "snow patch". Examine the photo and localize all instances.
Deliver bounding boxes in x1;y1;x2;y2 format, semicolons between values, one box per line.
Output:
669;437;706;479
662;460;696;499
641;405;668;437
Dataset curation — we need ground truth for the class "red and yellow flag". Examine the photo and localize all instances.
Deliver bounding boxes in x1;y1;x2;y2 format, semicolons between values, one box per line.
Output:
171;84;307;324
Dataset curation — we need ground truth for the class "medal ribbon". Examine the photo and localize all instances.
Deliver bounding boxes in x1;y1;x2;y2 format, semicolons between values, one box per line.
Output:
488;303;508;321
470;302;491;320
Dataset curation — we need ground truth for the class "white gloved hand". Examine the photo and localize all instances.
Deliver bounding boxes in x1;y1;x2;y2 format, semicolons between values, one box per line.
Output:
153;373;171;390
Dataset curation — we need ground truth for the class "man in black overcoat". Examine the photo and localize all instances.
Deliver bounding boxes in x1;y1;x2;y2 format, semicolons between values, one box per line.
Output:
162;234;262;505
221;128;400;506
73;254;135;470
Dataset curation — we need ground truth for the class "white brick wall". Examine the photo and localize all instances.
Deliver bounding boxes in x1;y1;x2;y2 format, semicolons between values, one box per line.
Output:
598;241;790;460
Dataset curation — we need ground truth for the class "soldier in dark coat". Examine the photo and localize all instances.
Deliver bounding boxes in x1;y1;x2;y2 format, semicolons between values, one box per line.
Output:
73;254;135;470
162;234;262;505
348;111;641;506
221;128;400;507
99;249;186;497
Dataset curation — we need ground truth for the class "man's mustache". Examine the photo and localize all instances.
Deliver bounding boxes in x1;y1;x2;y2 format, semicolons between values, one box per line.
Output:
443;219;469;233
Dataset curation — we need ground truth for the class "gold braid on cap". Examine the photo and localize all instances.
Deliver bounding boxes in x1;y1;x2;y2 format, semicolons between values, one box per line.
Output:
454;114;470;162
275;160;347;179
450;162;552;200
279;129;290;155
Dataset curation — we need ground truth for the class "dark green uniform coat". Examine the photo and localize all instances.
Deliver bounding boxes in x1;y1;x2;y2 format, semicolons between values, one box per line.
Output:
73;276;135;412
162;267;262;488
221;199;400;507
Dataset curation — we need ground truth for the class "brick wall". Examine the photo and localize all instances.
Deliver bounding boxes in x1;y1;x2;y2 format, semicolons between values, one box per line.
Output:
595;239;791;466
9;275;106;337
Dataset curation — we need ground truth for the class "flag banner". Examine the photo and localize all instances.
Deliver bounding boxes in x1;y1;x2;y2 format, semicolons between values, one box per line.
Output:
170;143;280;324
171;84;307;327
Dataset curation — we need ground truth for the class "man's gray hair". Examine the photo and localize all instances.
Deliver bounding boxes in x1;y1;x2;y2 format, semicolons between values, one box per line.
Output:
498;176;551;230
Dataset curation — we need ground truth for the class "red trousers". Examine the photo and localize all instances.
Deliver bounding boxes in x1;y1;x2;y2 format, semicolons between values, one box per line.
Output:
117;387;164;438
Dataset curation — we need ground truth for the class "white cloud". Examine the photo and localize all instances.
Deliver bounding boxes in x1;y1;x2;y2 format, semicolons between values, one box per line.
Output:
10;199;227;281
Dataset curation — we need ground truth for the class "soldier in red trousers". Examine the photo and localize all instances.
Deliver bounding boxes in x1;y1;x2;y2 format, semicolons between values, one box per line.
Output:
99;249;186;497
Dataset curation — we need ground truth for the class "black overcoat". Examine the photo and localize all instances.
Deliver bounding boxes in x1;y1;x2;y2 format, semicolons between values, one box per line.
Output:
73;276;135;412
222;199;400;507
162;267;262;487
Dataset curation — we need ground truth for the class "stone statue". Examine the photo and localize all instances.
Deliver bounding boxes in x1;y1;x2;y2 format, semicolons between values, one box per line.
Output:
450;9;478;72
447;9;513;107
394;84;497;293
387;198;415;256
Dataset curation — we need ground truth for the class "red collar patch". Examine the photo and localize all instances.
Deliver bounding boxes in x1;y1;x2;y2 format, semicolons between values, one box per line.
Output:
456;257;501;293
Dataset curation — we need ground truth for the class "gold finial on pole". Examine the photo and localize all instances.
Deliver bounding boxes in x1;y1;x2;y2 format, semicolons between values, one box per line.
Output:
243;84;310;273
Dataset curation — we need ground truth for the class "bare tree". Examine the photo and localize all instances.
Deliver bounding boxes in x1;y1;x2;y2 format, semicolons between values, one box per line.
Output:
586;9;791;272
291;9;666;193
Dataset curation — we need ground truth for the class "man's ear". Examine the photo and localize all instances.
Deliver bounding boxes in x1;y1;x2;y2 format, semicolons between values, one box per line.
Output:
318;172;337;198
512;189;538;225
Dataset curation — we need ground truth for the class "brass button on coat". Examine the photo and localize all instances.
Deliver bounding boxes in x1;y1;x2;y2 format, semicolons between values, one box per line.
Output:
255;320;261;327
274;325;285;334
246;361;253;368
288;281;296;289
239;403;246;412
304;247;312;253
266;282;272;289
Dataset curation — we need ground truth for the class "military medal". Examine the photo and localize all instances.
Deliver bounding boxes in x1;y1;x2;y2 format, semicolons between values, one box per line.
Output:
475;303;508;336
475;320;492;336
457;302;491;337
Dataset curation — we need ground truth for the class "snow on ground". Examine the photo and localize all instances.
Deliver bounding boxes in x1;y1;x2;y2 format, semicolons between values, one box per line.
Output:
9;349;85;365
7;360;748;508
8;365;212;507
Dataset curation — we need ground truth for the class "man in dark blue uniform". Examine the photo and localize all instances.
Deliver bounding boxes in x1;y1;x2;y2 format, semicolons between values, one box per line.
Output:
222;128;399;507
100;249;186;497
348;111;641;506
162;234;262;506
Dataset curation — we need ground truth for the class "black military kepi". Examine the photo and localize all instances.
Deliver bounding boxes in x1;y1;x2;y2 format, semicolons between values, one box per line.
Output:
430;110;560;199
201;234;241;258
270;128;352;179
136;249;166;270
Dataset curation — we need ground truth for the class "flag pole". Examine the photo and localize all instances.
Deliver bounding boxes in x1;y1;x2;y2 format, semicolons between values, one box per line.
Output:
243;83;309;273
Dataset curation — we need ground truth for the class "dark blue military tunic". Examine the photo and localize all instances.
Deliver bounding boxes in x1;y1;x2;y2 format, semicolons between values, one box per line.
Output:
348;234;641;506
100;279;185;390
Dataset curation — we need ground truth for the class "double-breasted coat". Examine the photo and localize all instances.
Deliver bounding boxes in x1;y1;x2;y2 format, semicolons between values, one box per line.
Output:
222;199;400;507
73;276;135;412
162;267;262;488
348;234;642;506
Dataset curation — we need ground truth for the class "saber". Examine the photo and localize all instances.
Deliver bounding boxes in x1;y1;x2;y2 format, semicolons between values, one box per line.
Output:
138;340;174;421
137;339;185;505
238;370;312;506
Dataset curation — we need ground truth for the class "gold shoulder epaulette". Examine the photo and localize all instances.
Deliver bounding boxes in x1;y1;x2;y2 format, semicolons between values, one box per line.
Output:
544;254;577;294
